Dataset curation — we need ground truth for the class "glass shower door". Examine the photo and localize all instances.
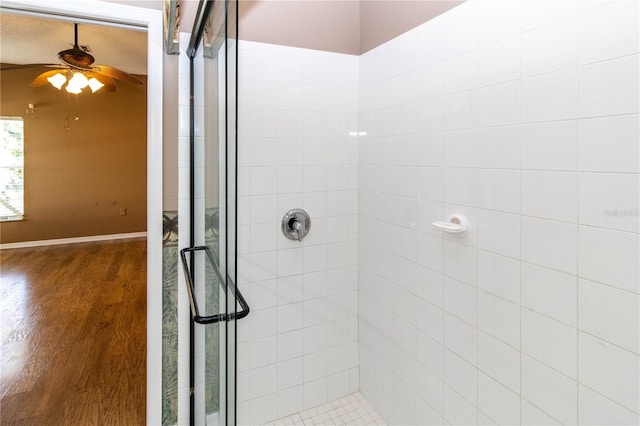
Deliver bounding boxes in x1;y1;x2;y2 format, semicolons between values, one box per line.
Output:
180;0;246;425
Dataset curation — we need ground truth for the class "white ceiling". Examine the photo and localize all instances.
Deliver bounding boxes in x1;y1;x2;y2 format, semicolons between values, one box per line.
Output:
0;12;148;75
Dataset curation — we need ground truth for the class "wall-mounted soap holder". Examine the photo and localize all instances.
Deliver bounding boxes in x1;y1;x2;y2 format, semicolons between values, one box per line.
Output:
432;215;466;234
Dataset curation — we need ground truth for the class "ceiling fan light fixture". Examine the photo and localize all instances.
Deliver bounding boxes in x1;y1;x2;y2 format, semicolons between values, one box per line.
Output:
65;84;82;94
66;72;89;94
21;24;142;95
47;73;67;90
87;78;104;93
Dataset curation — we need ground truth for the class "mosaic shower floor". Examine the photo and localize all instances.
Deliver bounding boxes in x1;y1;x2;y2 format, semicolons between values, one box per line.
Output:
266;392;386;426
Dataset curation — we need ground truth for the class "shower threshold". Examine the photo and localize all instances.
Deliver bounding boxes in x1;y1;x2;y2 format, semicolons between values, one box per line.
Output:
265;392;386;426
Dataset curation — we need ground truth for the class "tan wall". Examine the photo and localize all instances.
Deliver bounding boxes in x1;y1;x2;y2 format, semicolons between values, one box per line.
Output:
0;67;147;243
238;0;462;55
163;52;179;211
239;1;360;55
101;0;181;212
359;0;464;53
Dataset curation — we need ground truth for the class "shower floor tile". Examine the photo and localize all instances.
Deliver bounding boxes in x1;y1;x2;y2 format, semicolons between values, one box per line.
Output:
266;392;386;426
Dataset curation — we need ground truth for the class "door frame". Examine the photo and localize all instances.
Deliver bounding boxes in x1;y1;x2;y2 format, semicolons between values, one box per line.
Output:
0;1;163;424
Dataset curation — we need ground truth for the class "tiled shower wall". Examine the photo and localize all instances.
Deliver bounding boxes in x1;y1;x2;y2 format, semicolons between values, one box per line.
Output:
358;0;639;425
236;41;360;425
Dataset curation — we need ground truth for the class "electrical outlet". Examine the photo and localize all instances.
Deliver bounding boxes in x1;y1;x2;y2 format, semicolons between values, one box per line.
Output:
120;208;127;216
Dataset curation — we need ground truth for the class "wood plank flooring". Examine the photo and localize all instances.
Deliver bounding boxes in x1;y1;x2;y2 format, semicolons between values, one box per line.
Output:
0;238;146;425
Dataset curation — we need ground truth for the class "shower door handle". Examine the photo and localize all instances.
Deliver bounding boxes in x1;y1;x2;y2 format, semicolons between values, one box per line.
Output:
180;246;250;324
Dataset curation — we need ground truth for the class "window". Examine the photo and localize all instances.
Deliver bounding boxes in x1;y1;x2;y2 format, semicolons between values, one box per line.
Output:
0;117;24;221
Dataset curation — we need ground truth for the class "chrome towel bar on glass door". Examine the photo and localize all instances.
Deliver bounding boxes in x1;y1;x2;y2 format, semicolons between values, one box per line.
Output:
179;245;250;324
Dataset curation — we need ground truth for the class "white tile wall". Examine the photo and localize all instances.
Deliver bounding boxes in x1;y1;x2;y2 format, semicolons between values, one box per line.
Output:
357;1;639;425
237;41;359;425
183;1;640;424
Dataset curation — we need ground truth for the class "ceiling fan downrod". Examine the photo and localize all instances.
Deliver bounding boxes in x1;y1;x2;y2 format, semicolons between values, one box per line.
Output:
58;23;94;68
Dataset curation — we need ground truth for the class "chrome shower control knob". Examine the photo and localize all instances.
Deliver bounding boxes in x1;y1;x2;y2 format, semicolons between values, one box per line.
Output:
282;208;311;241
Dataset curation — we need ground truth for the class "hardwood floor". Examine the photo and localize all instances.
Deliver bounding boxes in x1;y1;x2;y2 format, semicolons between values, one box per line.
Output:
0;239;146;425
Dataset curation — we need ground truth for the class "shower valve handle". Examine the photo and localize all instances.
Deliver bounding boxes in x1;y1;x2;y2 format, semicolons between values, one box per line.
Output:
282;208;311;242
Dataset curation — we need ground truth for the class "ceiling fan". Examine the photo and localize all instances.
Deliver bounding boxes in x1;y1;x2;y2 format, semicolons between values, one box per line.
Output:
1;23;144;94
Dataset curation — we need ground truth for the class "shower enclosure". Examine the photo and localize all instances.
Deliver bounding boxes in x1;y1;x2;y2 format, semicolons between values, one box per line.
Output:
177;0;639;425
180;0;249;424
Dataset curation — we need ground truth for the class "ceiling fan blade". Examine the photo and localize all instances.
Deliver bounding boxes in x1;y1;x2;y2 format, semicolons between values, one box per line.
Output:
93;65;144;85
31;69;67;87
85;71;118;93
1;64;64;71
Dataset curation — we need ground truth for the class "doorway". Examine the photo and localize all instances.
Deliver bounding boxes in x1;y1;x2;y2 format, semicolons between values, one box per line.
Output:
0;1;163;423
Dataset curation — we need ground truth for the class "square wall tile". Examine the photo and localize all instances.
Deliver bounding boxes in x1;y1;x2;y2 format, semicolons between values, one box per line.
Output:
521;216;578;275
415;361;444;412
520;120;578;171
444;313;477;365
443;91;475;130
278;358;304;390
475;0;521;46
474;80;520;127
277;385;304;418
578;114;639;173
477;125;520;170
416;132;445;167
522;68;578;123
416;396;443;425
578;278;639;353
443;384;478;426
303;378;327;410
578;0;640;65
477;250;520;304
521;262;577;327
520;0;577;32
444;168;478;207
413;62;445;101
477;291;520;349
444;349;477;404
251;365;278;398
278;330;303;361
478;372;520;426
578;172;639;233
443;277;477;326
522;355;577;425
578;226;639;293
478;331;520;394
478;210;521;259
477;36;520;87
521;400;562;426
521;309;577;379
521;171;578;222
417;98;445;134
579;333;639;413
416;265;444;307
444;130;478;168
478;169;520;214
392;375;418;425
443;241;478;286
251;336;278;369
579;385;640;426
417;167;445;202
443;50;478;95
416;232;444;273
578;54;639;118
521;16;577;77
416;330;444;378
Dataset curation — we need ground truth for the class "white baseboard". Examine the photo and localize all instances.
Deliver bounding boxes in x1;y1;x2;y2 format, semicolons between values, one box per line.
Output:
0;232;147;250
